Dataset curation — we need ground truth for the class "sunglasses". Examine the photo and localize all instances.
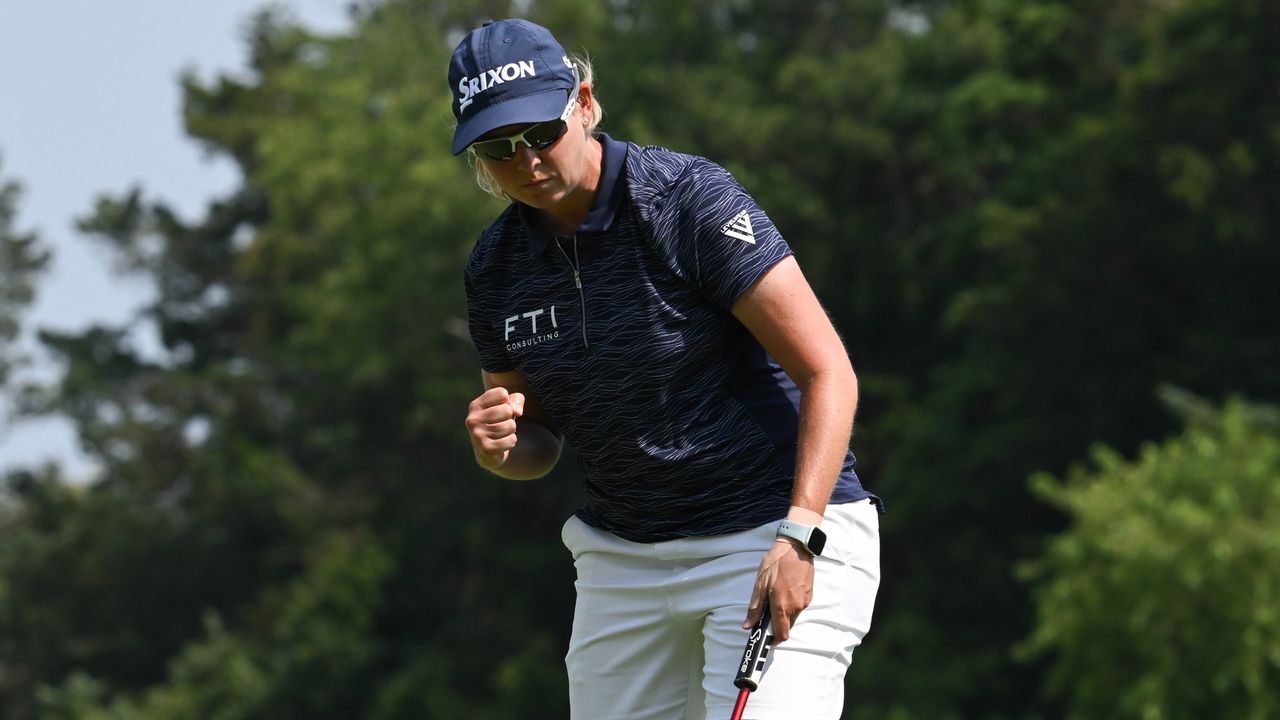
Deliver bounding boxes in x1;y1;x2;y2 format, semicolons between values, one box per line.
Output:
470;69;581;162
470;118;570;162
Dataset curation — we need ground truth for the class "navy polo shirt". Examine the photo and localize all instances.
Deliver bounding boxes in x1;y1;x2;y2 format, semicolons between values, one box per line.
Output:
464;133;871;542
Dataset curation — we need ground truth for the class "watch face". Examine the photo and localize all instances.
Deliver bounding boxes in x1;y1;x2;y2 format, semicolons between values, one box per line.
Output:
810;527;827;556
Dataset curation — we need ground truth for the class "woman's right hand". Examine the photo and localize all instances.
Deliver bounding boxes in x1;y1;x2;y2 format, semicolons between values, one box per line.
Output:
465;386;526;469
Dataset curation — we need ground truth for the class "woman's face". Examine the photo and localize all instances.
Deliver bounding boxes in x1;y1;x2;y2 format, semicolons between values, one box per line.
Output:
475;83;595;210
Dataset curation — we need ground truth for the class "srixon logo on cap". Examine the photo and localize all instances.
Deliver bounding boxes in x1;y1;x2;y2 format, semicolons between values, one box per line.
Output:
456;60;537;112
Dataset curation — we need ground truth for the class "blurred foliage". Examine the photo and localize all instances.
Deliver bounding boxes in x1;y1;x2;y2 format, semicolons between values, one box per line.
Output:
0;0;1276;718
1021;393;1280;719
0;158;51;390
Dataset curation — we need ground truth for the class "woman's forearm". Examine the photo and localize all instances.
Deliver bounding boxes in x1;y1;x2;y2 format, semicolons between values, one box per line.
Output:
789;364;858;520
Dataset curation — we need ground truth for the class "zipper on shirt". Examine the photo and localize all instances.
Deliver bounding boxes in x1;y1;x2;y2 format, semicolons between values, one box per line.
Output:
555;234;589;349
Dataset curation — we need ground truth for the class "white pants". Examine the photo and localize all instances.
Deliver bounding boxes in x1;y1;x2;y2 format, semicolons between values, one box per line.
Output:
562;499;880;720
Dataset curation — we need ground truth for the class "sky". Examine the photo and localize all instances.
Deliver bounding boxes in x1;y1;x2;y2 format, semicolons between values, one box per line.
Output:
0;1;354;478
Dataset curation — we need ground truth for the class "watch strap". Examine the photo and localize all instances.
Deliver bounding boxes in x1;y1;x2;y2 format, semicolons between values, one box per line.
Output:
776;520;824;557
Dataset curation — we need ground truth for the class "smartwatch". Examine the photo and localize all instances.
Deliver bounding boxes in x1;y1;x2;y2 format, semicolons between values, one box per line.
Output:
776;520;827;558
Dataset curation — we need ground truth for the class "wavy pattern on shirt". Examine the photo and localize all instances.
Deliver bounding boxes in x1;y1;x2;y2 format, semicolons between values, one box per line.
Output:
464;140;869;542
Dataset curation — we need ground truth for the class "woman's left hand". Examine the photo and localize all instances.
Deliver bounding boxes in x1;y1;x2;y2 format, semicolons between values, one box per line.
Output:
743;538;815;642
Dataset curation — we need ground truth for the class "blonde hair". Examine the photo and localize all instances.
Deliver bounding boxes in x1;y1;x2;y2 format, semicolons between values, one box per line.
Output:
468;52;603;201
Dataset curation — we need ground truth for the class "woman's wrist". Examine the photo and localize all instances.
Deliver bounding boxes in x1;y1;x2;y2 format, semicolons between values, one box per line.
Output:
785;504;824;526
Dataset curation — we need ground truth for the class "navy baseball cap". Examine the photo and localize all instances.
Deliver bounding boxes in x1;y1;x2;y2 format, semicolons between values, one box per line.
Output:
449;19;578;156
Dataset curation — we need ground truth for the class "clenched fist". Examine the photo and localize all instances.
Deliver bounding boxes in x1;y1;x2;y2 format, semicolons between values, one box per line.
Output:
465;386;526;469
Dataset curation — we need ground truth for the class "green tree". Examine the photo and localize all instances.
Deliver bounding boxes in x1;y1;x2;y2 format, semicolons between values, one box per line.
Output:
37;530;391;720
1021;391;1280;719
0;157;52;720
818;1;1280;714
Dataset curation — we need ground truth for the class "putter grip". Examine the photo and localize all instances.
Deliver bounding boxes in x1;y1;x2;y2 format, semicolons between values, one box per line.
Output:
733;605;774;691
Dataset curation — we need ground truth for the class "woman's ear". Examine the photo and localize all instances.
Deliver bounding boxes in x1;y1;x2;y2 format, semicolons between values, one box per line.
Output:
576;83;593;122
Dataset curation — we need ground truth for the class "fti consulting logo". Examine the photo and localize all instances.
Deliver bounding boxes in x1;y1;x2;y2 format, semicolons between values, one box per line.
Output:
504;305;561;352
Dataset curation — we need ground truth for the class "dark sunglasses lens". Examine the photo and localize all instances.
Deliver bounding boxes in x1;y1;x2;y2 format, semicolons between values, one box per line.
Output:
525;120;567;149
474;139;515;161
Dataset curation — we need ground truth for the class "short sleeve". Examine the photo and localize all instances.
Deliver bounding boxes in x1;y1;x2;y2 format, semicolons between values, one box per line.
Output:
464;268;515;373
663;161;793;311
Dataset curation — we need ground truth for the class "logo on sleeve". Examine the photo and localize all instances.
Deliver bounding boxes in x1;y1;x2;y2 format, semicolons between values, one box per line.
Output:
721;209;756;244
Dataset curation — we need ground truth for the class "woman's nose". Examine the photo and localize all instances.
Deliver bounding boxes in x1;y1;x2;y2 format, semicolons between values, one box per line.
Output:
512;142;540;170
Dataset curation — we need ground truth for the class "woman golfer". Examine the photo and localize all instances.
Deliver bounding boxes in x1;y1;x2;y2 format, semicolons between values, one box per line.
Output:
454;19;881;720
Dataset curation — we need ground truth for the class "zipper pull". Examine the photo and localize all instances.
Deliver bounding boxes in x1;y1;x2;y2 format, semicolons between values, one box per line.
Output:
573;270;582;289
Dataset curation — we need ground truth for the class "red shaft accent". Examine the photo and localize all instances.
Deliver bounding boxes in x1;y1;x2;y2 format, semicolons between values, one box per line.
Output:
729;687;751;720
